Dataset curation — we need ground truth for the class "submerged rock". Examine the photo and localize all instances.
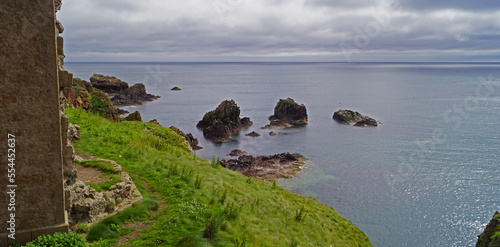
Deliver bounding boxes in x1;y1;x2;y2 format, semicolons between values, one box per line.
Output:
228;149;248;157
196;100;253;143
333;109;378;127
263;98;308;128
90;74;129;94
111;83;160;106
221;152;308;181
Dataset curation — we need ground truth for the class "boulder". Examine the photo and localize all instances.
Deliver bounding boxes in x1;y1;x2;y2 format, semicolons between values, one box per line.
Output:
264;98;308;128
333;109;378;127
221;152;308;181
111;83;160;106
245;131;261;137
171;86;181;91
196;100;253;143
228;149;248;157
90;74;129;93
124;111;142;122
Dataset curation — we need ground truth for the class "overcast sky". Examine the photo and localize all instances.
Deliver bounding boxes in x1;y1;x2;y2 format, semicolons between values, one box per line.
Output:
58;0;500;62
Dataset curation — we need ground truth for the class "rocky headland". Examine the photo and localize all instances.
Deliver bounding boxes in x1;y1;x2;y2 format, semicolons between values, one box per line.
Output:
221;152;308;181
90;74;129;93
333;109;378;127
263;98;308;129
197;99;253;143
111;83;160;106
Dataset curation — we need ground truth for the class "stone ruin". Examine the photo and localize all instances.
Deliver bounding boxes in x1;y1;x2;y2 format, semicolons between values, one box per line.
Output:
0;1;142;245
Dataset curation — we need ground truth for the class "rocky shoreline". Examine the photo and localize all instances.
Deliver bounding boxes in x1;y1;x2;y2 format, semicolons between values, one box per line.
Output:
221;151;308;181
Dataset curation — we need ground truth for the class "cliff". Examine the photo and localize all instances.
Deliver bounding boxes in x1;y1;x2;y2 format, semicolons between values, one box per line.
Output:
477;211;500;247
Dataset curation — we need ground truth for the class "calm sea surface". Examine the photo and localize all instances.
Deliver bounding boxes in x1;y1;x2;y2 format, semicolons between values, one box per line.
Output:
66;62;500;247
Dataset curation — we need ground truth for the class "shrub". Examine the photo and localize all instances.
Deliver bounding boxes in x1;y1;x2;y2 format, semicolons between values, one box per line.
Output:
204;212;224;240
24;232;88;247
75;224;88;234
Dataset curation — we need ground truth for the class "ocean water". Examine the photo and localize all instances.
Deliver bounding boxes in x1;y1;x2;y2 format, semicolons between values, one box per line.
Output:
66;62;500;247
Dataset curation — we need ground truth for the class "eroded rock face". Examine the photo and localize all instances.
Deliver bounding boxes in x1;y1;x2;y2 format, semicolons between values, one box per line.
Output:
333;109;378;127
476;211;500;247
90;74;129;94
197;100;253;143
170;126;203;151
264;98;308;128
111;83;160;106
221;153;308;181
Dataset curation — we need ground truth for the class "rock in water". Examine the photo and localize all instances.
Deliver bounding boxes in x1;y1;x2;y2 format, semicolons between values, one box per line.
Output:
228;149;248;157
264;98;308;128
197;100;253;143
171;86;181;91
333;109;378;127
124;111;142;122
245;131;261;137
111;83;160;106
90;74;129;93
221;153;308;181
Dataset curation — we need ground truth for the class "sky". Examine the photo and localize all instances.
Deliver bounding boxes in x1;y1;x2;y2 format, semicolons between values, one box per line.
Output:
57;0;500;62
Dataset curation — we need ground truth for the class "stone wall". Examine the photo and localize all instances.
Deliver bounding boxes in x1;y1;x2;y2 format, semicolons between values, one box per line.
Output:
0;0;69;245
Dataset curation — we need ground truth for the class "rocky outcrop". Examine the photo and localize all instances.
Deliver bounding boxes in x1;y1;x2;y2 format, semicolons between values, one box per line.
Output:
477;211;500;247
89;89;121;122
197;100;253;143
228;149;248;157
221;153;308;181
263;98;308;128
90;74;129;94
170;126;203;151
245;131;261;137
124;111;142;122
111;83;160;106
333;110;378;127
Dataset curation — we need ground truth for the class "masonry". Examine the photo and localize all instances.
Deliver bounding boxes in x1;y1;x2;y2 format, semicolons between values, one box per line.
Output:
0;0;69;245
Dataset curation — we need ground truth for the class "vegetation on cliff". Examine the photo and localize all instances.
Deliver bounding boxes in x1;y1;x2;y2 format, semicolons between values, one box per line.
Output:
477;211;500;247
63;108;372;246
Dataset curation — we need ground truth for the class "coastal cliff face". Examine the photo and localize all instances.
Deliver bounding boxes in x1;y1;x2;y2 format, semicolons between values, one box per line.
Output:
477;211;500;247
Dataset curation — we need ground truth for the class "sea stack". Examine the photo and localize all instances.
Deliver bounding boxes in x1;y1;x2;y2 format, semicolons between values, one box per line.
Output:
263;98;308;128
197;99;253;143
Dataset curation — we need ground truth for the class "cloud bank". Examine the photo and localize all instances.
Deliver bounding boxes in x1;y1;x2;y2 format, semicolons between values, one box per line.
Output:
58;0;500;62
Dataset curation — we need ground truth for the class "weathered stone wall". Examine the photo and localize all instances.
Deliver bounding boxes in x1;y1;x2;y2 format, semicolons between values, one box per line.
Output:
0;0;68;245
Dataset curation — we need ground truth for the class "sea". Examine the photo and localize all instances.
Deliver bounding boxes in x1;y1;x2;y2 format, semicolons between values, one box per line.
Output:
66;62;500;247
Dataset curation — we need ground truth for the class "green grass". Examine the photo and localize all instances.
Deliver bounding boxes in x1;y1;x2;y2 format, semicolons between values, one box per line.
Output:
77;160;121;192
66;108;372;247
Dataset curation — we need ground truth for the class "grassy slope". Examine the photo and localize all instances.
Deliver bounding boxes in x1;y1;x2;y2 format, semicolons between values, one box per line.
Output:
66;108;372;247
